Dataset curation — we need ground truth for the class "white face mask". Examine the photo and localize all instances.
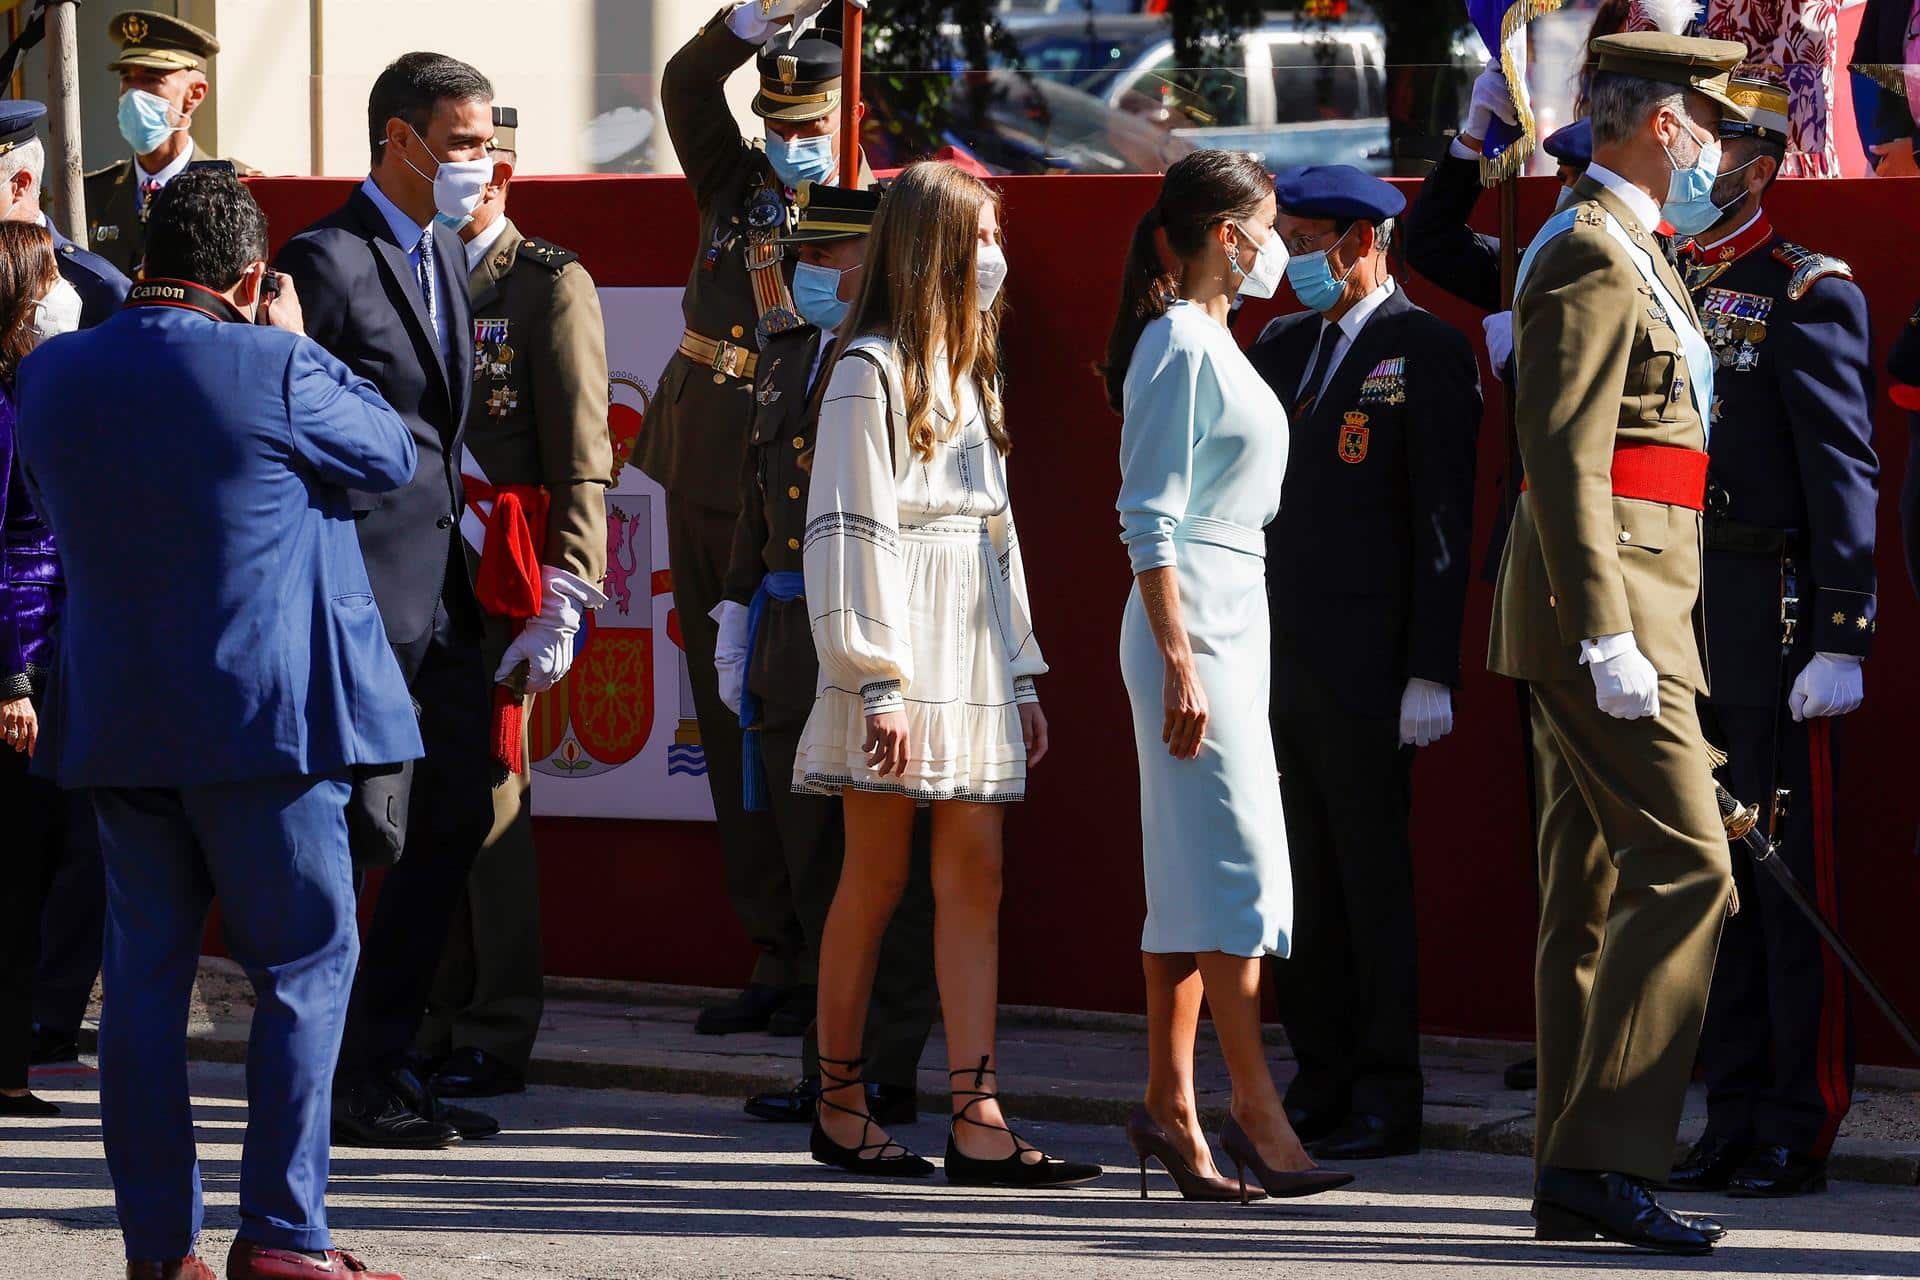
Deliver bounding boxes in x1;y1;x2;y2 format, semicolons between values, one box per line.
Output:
400;124;493;228
31;278;83;344
975;243;1008;311
1229;222;1289;300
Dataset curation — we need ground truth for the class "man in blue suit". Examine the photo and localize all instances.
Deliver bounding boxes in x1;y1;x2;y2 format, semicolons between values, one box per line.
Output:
0;98;131;1069
276;53;501;1150
17;167;415;1280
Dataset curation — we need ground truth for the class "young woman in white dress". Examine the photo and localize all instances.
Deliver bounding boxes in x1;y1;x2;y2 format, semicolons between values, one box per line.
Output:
794;160;1099;1189
1106;151;1351;1203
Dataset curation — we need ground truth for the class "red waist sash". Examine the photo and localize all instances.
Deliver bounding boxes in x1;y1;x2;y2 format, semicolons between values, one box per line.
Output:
1521;444;1710;513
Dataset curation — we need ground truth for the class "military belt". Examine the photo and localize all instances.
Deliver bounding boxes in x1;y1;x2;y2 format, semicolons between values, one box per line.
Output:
680;329;759;380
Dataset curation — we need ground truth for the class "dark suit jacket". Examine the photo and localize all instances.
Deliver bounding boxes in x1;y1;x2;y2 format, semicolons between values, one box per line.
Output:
1854;0;1915;152
277;187;476;663
1250;287;1482;719
49;222;129;327
1404;153;1502;315
17;305;421;787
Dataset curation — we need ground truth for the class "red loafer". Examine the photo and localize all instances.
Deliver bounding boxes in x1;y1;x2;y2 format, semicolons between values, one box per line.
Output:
226;1241;403;1279
126;1260;218;1280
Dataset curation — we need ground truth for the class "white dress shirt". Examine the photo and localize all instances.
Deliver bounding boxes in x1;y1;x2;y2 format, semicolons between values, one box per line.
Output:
133;145;193;211
360;175;451;358
464;213;511;272
1582;162;1662;235
1295;275;1398;405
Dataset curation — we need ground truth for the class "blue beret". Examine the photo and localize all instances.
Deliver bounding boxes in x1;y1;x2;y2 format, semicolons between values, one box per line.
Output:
0;100;46;154
1543;119;1592;167
1272;164;1405;222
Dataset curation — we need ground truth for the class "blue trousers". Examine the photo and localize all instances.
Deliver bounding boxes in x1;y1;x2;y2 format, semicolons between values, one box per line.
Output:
95;773;358;1261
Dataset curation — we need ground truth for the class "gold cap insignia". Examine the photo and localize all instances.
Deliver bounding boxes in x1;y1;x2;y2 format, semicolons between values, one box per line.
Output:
122;13;149;42
778;55;798;88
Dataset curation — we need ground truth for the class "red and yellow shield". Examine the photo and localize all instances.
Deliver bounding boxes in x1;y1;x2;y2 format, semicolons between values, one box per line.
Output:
1338;411;1370;464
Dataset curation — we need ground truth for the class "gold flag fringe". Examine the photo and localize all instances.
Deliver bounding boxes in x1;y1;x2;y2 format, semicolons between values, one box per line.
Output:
1479;0;1565;188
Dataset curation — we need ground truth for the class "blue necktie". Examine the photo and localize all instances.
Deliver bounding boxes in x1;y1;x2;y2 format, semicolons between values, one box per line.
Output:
1294;322;1340;419
417;230;440;343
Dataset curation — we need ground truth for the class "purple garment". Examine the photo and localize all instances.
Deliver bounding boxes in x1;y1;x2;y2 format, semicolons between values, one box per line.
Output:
0;388;62;701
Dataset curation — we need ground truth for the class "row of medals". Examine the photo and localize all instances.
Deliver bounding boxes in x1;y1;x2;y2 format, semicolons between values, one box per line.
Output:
1700;288;1771;372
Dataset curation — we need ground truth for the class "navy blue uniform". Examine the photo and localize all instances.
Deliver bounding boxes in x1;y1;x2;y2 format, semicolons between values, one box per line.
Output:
50;222;130;325
1684;221;1878;1160
1248;286;1480;1133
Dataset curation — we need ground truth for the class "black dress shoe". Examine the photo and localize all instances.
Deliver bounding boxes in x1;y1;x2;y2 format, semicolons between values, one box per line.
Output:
1503;1057;1537;1091
0;1090;61;1117
1532;1199;1725;1242
766;985;816;1038
1308;1113;1420;1160
385;1066;500;1140
332;1077;461;1150
694;983;792;1036
1728;1145;1827;1198
1533;1166;1714;1255
431;1046;526;1099
745;1075;819;1123
1284;1105;1344;1145
866;1083;917;1128
28;1026;80;1065
1665;1132;1754;1192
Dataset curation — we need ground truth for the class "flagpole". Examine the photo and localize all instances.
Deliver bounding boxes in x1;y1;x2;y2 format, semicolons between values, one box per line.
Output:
839;0;862;188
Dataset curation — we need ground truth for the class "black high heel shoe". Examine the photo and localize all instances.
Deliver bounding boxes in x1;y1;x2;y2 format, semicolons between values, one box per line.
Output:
807;1054;934;1178
944;1057;1103;1189
1125;1105;1263;1202
1219;1114;1354;1201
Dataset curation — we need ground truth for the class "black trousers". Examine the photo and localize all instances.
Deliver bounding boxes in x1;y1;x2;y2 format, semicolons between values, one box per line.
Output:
1269;651;1422;1128
1698;703;1853;1157
337;595;494;1086
2;742;63;1088
758;725;938;1089
668;496;803;988
31;789;102;1042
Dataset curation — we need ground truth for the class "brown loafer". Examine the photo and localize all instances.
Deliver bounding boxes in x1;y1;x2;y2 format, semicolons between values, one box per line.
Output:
126;1260;217;1280
226;1241;403;1279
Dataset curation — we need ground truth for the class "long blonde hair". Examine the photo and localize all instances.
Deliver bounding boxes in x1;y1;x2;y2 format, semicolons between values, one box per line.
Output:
839;160;1008;461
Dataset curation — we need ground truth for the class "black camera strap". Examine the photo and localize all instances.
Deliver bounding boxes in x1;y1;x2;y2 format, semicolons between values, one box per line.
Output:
124;278;250;325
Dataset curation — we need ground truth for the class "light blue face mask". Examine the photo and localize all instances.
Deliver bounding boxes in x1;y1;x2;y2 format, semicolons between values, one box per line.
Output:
117;88;180;156
766;131;835;188
1284;223;1359;314
792;260;850;330
1660;119;1725;237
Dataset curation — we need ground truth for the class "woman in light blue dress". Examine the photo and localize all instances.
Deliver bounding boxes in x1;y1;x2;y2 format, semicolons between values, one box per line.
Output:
1106;151;1349;1204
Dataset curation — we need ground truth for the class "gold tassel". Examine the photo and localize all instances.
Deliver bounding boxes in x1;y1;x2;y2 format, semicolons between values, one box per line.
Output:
1478;0;1567;188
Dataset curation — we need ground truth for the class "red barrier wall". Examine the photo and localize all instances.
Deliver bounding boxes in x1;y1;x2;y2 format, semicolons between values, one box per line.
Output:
250;173;1920;1064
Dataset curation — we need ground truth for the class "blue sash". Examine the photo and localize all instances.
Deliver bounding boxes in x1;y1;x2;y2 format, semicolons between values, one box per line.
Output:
740;570;806;812
1516;203;1715;443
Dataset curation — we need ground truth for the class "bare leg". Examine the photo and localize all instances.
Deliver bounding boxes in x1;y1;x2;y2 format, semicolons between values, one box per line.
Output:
1195;951;1314;1172
1143;951;1223;1178
813;788;916;1150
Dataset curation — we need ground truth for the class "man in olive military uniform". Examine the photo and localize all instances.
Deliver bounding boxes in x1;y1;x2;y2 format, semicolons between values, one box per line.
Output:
712;183;936;1127
1488;33;1751;1254
1661;78;1878;1200
644;0;870;1038
86;10;258;277
419;106;614;1100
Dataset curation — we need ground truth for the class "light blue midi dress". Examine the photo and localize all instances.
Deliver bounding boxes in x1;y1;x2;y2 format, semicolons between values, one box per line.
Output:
1117;301;1292;958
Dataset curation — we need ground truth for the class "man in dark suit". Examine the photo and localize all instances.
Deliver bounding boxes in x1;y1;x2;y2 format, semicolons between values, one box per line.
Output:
0;99;129;1068
1249;165;1481;1162
277;51;500;1151
18;166;412;1280
1663;77;1879;1200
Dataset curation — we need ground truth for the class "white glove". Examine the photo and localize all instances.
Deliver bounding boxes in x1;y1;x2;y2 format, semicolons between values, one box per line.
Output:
711;599;751;717
1398;677;1455;747
1582;632;1660;720
1789;652;1864;721
495;567;608;694
1483;311;1514;380
727;0;846;44
1463;61;1517;141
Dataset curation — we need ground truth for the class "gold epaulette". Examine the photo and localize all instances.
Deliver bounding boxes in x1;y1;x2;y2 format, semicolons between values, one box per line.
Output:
1573;205;1607;227
1770;241;1853;302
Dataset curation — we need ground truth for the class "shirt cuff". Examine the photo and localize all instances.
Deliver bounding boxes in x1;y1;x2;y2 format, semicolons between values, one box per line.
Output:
861;679;904;715
1579;632;1635;665
726;2;774;44
1014;675;1039;706
1449;136;1479;161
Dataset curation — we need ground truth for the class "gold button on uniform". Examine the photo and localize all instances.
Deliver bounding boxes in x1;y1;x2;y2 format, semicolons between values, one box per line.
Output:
792;436;805;449
787;537;800;550
787;485;801;499
712;373;727;385
730;324;745;339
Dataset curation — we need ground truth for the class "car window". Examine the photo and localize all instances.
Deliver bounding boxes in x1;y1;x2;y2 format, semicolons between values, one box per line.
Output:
1118;53;1250;128
1269;36;1366;123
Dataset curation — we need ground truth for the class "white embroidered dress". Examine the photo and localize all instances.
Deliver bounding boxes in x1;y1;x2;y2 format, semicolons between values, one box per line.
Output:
793;334;1045;802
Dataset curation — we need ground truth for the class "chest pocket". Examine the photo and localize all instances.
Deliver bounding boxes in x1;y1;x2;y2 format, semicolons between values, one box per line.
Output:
1638;320;1690;423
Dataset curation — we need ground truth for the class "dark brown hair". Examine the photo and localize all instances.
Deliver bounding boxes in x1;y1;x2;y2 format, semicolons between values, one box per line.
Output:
1100;150;1271;415
0;222;58;389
